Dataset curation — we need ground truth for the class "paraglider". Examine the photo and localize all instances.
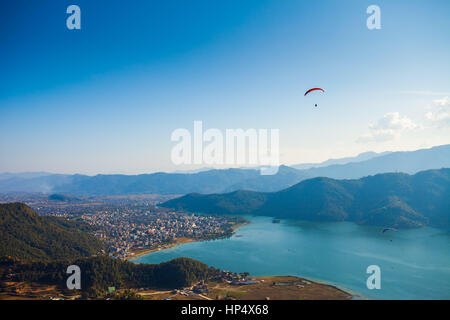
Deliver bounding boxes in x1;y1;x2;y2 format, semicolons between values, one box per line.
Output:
304;88;325;107
382;227;398;234
304;88;325;96
382;227;398;242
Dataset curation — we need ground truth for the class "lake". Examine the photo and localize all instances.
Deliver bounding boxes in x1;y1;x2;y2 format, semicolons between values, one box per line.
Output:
132;216;450;299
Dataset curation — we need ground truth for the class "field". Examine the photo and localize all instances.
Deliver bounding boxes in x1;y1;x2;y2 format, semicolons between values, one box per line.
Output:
0;276;353;300
139;276;353;300
0;282;79;300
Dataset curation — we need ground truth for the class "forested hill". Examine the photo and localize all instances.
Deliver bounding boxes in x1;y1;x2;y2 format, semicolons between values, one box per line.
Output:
162;168;450;229
0;203;104;261
2;256;215;293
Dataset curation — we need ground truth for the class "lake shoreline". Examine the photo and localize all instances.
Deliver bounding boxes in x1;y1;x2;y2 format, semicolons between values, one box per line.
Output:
127;220;249;261
126;237;196;261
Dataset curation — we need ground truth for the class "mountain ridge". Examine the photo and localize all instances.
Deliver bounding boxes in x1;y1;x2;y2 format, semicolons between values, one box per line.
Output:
291;151;392;170
161;168;450;229
0;144;449;195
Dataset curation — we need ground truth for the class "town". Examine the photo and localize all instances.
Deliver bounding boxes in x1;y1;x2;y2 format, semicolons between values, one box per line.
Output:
0;193;246;259
83;206;244;259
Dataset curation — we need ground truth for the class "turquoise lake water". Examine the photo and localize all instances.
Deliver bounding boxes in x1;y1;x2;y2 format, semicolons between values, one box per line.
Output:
133;216;450;299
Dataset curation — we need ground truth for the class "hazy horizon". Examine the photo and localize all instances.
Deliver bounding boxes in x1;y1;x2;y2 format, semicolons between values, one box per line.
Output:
0;143;448;176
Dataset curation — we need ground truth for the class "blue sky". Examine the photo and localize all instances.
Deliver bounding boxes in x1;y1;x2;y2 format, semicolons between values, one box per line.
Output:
1;0;449;174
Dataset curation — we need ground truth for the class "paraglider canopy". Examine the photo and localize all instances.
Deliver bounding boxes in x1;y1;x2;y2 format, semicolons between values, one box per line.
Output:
382;227;398;234
304;88;325;96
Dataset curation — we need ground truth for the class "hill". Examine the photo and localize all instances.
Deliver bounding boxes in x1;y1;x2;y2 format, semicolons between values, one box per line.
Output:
2;256;215;293
222;165;308;192
0;203;104;261
162;169;450;229
48;194;81;202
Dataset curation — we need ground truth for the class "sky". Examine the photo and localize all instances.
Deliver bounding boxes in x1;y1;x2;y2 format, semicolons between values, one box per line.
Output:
1;0;449;175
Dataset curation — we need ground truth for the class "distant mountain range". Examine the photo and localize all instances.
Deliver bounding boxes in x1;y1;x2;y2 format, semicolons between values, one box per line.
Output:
296;144;450;180
162;168;450;229
0;144;449;195
0;172;53;181
291;151;392;170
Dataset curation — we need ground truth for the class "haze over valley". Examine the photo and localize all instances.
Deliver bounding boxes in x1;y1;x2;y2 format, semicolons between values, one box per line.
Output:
1;144;449;196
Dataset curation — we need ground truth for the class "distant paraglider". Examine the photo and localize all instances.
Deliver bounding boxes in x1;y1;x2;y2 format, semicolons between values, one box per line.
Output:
382;227;398;242
382;227;398;234
304;88;325;107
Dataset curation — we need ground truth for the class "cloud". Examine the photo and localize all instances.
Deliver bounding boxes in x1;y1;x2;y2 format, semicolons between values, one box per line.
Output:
432;96;450;107
357;112;418;143
425;96;450;126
